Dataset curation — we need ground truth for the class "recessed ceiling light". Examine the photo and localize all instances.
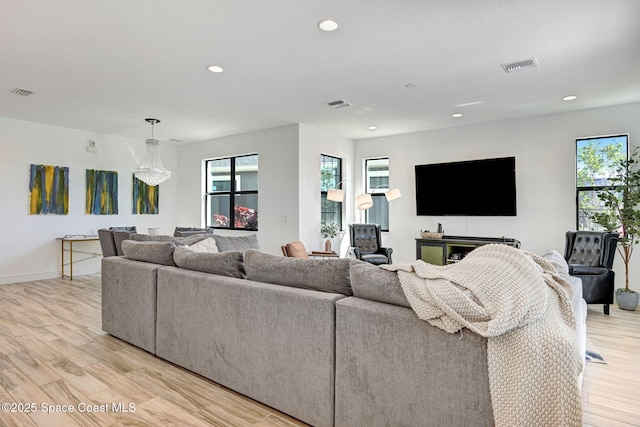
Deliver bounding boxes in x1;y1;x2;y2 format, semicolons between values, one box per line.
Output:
368;126;377;130
207;65;224;73
562;95;578;101
451;113;464;118
318;19;339;32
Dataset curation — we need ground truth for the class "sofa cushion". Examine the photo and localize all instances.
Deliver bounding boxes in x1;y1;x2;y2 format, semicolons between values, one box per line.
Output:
244;249;352;295
121;240;176;266
189;237;219;253
540;249;569;275
350;260;410;308
173;246;245;278
213;234;260;252
130;233;208;246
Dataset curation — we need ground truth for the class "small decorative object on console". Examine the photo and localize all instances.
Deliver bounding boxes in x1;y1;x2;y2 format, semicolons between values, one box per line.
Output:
321;222;340;252
420;230;443;239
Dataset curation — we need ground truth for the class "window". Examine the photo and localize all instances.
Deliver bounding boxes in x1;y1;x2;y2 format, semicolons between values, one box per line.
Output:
365;158;389;231
205;154;258;230
576;135;628;230
321;154;342;229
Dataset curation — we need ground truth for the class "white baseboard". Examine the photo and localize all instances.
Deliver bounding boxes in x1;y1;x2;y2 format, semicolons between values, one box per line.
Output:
0;266;101;285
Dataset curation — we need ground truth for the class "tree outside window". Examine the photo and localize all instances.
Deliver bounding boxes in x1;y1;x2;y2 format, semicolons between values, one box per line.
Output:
321;155;342;230
205;154;258;230
365;158;390;231
576;135;628;230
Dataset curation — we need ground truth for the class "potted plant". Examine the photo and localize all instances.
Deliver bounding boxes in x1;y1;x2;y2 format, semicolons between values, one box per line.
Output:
591;147;640;310
320;222;340;252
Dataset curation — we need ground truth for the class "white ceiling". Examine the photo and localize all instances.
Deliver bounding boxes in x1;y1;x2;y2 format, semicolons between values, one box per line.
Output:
2;0;640;144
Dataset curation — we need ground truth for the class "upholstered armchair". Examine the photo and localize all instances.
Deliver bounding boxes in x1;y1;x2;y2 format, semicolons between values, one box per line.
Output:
174;227;214;237
349;224;393;265
98;226;137;257
281;241;309;259
564;231;618;315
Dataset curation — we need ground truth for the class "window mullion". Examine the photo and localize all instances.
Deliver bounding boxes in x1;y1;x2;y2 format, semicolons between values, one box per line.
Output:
230;158;236;229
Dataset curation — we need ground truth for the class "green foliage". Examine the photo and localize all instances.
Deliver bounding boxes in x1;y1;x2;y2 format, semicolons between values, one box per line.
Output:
577;140;626;230
321;167;338;192
590;147;640;291
577;141;626;186
320;222;340;238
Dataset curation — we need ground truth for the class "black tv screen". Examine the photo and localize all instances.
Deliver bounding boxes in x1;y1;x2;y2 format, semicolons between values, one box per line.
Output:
415;157;517;216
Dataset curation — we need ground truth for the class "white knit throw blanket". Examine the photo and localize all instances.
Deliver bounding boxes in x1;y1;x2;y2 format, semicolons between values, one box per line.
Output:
382;244;583;427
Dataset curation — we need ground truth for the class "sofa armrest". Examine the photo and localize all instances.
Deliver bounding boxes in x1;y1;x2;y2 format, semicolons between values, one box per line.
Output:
378;247;393;257
568;265;608;275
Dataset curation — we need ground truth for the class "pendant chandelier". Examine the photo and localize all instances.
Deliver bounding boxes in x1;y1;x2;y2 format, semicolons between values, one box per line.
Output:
133;118;171;186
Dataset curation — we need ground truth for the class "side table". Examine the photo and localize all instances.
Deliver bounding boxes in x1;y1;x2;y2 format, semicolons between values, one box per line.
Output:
309;251;339;258
57;235;101;280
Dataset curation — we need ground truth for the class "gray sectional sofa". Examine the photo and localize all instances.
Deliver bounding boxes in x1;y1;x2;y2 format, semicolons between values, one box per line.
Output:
103;234;579;427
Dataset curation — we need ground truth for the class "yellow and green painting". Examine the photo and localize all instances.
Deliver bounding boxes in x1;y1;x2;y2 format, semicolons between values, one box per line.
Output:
29;164;69;215
132;174;159;214
86;169;118;215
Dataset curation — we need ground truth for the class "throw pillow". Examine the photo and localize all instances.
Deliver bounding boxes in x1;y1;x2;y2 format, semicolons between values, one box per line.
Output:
213;234;260;252
129;233;208;246
189;237;219;253
540;249;569;275
173;246;245;278
350;260;410;308
121;240;176;266
244;249;352;295
175;233;209;246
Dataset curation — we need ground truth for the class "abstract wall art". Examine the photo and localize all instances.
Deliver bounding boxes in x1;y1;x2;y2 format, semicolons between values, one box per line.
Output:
86;169;118;215
29;164;69;215
132;174;159;214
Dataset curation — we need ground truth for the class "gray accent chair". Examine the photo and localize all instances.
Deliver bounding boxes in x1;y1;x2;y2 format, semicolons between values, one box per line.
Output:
98;226;137;257
173;226;215;237
98;229;117;257
349;223;393;265
564;230;618;315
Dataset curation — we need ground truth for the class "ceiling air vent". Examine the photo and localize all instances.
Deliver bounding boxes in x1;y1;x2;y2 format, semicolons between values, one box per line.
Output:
327;99;352;109
501;57;538;73
11;88;34;96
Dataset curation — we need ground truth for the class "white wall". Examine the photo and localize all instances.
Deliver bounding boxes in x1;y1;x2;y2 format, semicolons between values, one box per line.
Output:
354;101;640;292
5;102;639;292
176;125;301;256
298;124;354;256
0;117;178;284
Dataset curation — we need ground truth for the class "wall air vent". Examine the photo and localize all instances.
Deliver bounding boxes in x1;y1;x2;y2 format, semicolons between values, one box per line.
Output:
327;99;352;109
501;57;538;73
11;88;34;96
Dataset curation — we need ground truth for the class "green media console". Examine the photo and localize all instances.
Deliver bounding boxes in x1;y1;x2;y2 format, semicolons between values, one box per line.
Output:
416;235;521;265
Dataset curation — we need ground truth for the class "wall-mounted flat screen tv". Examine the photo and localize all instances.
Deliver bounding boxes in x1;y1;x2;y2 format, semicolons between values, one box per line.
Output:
415;156;516;216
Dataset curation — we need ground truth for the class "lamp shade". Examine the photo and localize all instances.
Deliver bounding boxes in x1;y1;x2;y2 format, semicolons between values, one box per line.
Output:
327;188;345;202
356;193;374;210
385;187;402;201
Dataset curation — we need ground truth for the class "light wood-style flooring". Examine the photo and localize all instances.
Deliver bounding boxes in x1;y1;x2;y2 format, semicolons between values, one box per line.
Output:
0;275;307;427
582;303;640;426
0;275;638;426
